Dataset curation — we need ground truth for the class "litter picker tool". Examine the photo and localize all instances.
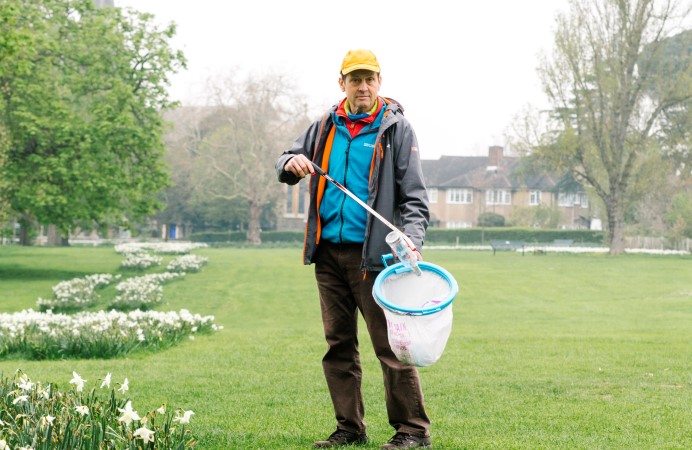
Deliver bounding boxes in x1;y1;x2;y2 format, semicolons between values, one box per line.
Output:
311;164;421;275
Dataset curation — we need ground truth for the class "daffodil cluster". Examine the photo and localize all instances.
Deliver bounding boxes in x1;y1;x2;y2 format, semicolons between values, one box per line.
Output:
36;274;121;313
0;309;220;359
166;255;209;273
115;242;208;255
110;273;184;311
119;251;163;270
0;370;196;449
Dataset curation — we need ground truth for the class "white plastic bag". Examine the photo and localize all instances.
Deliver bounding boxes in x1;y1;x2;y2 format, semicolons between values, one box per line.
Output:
383;307;453;367
373;265;457;367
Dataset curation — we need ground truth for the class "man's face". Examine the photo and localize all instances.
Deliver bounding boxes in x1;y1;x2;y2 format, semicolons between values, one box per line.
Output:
339;70;381;114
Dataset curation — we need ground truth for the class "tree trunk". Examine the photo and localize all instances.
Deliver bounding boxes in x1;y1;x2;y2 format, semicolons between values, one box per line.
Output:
19;226;31;246
46;225;60;246
18;214;33;246
605;194;625;255
45;225;70;246
246;200;262;245
10;216;17;244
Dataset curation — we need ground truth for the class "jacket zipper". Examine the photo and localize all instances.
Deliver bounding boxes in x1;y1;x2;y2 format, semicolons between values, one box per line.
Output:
338;140;351;242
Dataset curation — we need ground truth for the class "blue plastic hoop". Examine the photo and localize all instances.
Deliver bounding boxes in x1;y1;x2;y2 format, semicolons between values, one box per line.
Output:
373;256;459;316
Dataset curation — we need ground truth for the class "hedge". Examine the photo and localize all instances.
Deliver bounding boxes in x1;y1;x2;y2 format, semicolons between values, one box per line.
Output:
189;230;304;244
190;228;605;246
424;228;605;245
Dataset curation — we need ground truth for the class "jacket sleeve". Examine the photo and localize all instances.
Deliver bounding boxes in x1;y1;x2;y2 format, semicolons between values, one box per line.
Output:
275;119;321;185
392;117;430;250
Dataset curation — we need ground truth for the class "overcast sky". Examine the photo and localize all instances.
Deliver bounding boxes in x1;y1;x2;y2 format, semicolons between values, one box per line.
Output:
116;0;571;160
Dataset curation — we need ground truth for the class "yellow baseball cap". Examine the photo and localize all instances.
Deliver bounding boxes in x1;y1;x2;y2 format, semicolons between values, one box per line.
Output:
340;49;380;75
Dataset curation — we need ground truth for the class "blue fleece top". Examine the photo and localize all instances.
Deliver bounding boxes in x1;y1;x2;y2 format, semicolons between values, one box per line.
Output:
319;104;386;243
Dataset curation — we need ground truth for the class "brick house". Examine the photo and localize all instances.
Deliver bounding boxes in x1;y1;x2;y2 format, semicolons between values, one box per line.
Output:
278;146;596;230
421;146;594;229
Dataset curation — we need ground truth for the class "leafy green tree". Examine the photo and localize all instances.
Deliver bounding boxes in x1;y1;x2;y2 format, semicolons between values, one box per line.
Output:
0;0;185;244
529;0;692;254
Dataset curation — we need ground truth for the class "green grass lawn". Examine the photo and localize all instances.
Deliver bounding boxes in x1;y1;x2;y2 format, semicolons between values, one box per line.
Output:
1;245;690;449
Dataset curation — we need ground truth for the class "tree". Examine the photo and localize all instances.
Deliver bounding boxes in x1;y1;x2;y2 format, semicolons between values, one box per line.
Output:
155;106;254;236
0;0;185;244
528;0;692;254
182;71;310;244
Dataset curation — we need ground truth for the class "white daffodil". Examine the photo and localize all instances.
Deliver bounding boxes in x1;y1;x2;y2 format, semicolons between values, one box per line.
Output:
100;372;111;389
157;405;166;414
117;401;140;426
0;439;9;450
12;395;28;405
174;410;194;424
40;414;55;428
118;378;129;394
69;371;86;392
75;405;89;416
133;426;155;443
18;374;34;391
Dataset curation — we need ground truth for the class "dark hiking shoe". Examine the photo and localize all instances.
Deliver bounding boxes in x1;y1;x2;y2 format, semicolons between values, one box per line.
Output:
380;432;432;449
314;429;369;448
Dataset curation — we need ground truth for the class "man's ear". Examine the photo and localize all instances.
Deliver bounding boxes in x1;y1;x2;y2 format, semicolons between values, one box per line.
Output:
338;77;346;92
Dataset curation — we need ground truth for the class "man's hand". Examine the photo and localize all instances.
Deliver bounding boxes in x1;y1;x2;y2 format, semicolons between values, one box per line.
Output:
284;154;315;179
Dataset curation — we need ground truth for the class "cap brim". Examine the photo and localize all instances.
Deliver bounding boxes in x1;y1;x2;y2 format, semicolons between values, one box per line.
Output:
341;64;380;75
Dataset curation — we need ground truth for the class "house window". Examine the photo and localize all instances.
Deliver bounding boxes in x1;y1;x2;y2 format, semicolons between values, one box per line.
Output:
446;221;471;229
446;188;473;204
285;186;293;214
486;189;511;205
297;186;306;214
529;190;541;206
558;191;589;207
285;184;307;217
558;192;573;206
428;188;438;204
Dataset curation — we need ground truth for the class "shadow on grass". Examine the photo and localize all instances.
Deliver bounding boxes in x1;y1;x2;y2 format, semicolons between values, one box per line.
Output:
0;264;88;282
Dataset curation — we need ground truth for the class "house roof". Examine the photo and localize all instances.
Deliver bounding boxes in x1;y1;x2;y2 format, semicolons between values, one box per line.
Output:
420;156;486;186
421;152;559;191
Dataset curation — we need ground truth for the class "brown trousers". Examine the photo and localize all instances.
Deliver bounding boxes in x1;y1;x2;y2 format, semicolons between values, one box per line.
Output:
314;242;430;437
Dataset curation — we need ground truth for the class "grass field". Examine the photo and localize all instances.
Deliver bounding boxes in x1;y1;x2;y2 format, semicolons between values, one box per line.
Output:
1;245;690;449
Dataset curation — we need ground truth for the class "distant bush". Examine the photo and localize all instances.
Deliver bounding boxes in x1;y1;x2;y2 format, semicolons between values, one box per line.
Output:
478;212;506;227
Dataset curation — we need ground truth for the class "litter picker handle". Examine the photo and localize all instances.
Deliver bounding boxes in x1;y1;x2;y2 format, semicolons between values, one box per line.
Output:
310;163;417;252
311;163;328;178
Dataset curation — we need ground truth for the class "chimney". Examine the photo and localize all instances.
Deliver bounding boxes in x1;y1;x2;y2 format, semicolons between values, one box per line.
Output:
487;146;503;169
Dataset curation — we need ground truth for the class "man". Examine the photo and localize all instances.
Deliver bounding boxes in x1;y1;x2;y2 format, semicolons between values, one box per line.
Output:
275;49;432;449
